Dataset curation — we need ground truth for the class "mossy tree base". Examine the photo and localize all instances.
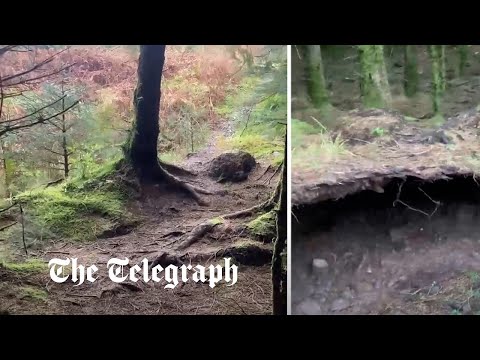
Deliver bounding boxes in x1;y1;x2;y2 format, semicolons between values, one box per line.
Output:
358;45;392;109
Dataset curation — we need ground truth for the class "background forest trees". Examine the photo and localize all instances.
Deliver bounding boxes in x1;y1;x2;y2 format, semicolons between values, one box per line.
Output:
292;45;479;143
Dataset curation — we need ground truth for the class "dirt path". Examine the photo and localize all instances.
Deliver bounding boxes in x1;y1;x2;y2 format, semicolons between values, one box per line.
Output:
0;118;279;315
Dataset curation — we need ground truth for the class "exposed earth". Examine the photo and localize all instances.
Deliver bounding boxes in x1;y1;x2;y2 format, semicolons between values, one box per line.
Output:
292;107;480;315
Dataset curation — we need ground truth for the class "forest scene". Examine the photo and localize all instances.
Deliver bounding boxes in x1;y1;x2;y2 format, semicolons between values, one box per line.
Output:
292;45;480;315
0;45;287;315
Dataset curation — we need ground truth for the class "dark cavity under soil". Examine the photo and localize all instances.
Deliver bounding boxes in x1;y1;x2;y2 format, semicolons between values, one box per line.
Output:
292;175;480;315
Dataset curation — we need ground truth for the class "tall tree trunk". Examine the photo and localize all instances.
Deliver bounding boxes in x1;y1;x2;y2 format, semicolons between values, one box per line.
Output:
404;45;418;97
126;45;166;180
61;84;69;178
458;45;468;77
124;45;207;205
272;134;287;315
440;45;446;92
429;45;445;114
358;45;391;108
0;140;9;198
303;45;329;109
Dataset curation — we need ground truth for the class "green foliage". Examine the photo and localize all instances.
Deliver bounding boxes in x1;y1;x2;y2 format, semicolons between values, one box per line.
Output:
218;133;283;166
372;127;386;137
291;118;324;148
217;76;260;117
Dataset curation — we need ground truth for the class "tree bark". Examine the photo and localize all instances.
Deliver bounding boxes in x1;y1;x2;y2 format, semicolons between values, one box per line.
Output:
404;45;418;97
61;84;69;178
429;45;444;114
126;45;166;180
458;45;468;77
303;45;329;109
358;45;391;108
124;45;208;205
272;134;287;315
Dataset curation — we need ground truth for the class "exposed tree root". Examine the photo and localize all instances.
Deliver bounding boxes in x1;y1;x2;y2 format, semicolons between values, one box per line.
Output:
158;166;210;206
159;160;197;177
176;220;220;250
221;177;281;219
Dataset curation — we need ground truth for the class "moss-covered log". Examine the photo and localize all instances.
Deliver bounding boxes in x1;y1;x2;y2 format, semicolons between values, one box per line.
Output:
404;45;418;97
358;45;391;108
303;45;329;109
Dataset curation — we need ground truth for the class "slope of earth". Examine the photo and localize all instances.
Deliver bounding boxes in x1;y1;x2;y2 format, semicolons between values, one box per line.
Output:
0;121;281;315
292;108;480;315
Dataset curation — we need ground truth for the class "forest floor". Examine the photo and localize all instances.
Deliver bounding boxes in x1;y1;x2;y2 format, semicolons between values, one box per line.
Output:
292;108;480;315
0;118;280;315
291;46;480;315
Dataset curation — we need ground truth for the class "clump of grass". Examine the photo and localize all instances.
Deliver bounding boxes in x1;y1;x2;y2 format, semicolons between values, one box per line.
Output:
20;286;48;302
292;131;347;170
2;258;47;274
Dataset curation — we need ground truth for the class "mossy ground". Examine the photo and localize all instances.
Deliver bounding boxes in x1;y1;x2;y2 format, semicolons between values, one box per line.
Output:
12;160;138;243
1;258;47;273
247;210;277;241
20;286;48;302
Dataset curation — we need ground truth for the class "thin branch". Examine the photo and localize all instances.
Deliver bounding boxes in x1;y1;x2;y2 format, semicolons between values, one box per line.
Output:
0;100;79;137
41;146;64;156
2;47;71;83
4;63;76;88
0;202;17;214
1;95;67;124
0;222;18;232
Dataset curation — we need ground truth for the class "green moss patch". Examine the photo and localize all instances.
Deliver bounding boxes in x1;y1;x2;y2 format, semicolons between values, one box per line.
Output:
14;160;138;242
2;258;47;274
20;286;48;302
224;240;273;266
247;211;277;242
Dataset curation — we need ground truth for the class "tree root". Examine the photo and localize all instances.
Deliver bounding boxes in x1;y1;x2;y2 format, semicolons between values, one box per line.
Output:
159;160;197;177
156;164;211;206
221;178;281;219
176;220;220;251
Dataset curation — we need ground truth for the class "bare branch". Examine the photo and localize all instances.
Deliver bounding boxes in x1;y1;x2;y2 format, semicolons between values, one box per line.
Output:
2;47;71;84
1;94;67;125
41;146;64;156
0;100;79;137
0;202;17;214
